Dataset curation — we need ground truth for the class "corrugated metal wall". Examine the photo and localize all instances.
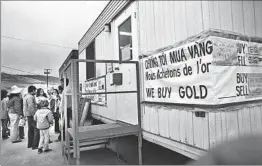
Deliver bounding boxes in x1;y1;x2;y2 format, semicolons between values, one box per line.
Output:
138;1;262;54
138;0;262;153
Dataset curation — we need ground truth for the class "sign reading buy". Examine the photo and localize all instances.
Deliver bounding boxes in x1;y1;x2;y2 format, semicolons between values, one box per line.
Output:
142;32;262;105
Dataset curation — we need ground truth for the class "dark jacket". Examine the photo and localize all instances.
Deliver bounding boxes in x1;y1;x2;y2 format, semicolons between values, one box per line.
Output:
7;96;22;115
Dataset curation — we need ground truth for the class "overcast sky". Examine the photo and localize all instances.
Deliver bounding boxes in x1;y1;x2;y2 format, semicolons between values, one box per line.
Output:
1;1;109;77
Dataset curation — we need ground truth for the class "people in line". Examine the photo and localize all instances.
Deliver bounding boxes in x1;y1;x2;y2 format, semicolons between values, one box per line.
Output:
34;99;54;154
7;86;23;143
1;89;9;139
58;85;63;96
2;84;60;153
35;88;48;105
35;88;53;143
18;98;25;140
56;78;72;142
50;89;61;133
47;87;54;101
23;86;39;149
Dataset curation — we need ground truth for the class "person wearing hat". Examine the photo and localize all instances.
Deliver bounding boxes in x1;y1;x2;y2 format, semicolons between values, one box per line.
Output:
1;89;9;139
7;85;23;143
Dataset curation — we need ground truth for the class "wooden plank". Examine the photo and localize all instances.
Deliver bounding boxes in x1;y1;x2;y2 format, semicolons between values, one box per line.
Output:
208;112;216;148
192;113;203;149
187;112;194;146
220;112;227;142
231;1;245;34
71;60;80;164
185;1;204;36
167;1;176;45
242;107;252;136
219;1;233;31
149;107;159;135
158;107;169;138
226;111;239;141
237;109;244;136
161;1;169;46
243;0;256;36
250;106;262;135
173;1;188;42
152;1;161;49
147;1;156;51
215;112;222;146
254;0;262;37
208;1;221;29
202;114;209;150
201;0;211;30
79;125;140;141
169;109;180;142
157;1;165;48
138;1;146;53
142;105;150;132
179;110;187;144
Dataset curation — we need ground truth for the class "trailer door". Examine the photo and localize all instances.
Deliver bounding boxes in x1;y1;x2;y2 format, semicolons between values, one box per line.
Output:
114;2;139;125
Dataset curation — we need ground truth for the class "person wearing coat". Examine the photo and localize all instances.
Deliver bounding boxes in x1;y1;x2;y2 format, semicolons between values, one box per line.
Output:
7;86;23;143
23;85;39;149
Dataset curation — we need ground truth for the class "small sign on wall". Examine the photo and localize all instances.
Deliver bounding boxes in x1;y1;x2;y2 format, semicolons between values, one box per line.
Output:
106;63;113;73
85;76;107;106
121;44;132;61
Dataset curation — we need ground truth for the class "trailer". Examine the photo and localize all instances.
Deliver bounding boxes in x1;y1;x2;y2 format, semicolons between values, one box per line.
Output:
61;0;262;164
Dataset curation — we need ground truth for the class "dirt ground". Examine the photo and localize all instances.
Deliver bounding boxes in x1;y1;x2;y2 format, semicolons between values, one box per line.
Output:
0;125;125;165
0;125;65;165
1;124;192;165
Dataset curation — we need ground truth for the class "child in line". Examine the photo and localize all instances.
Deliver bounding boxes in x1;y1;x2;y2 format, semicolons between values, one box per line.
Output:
34;99;53;154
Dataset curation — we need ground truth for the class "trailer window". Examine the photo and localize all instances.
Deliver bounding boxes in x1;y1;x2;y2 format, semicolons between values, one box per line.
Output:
118;17;132;61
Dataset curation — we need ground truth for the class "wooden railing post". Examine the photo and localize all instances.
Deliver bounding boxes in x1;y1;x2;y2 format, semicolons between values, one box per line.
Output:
71;60;80;165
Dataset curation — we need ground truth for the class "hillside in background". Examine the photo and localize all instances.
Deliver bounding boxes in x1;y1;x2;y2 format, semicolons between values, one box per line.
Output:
1;72;60;90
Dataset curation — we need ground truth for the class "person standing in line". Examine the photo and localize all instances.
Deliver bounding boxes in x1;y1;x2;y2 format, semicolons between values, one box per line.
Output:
18;92;25;140
35;88;48;105
23;85;39;149
55;78;72;142
7;86;23;143
51;89;61;133
58;85;63;98
34;99;53;154
35;88;53;143
1;89;9;139
47;87;54;101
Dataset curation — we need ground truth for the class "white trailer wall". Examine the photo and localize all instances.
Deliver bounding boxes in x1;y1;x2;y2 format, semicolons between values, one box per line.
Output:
138;1;262;54
92;3;139;125
92;22;118;123
138;0;262;159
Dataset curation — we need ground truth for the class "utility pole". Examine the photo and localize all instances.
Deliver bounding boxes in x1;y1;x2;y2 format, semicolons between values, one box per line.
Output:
44;69;51;88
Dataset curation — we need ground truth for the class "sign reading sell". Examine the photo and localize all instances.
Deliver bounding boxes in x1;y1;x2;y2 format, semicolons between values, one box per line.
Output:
142;33;262;105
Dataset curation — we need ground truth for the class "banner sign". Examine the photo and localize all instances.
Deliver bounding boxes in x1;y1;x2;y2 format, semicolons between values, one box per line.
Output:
142;34;262;105
85;76;107;106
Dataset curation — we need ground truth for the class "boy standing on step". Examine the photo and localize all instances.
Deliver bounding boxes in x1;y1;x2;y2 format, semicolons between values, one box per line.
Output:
34;99;54;154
